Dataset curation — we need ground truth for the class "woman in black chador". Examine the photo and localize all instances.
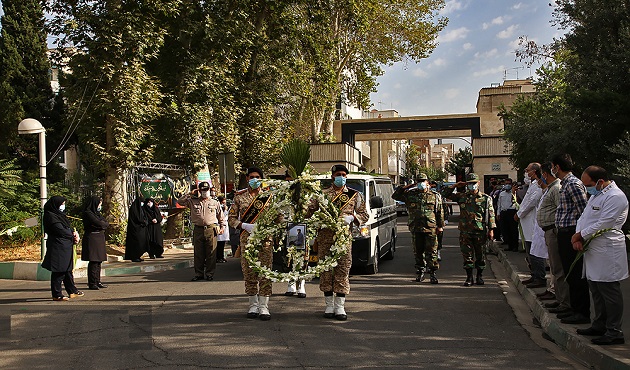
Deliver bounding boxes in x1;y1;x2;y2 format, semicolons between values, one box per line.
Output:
41;196;83;301
124;197;149;262
143;198;164;258
81;196;109;289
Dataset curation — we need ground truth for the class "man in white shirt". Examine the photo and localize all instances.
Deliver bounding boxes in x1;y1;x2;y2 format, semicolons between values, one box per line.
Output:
572;166;629;345
516;163;544;287
497;179;518;251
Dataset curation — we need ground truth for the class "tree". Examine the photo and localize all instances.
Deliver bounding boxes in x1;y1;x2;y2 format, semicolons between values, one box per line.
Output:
0;0;57;158
403;144;423;180
445;147;472;176
45;0;180;220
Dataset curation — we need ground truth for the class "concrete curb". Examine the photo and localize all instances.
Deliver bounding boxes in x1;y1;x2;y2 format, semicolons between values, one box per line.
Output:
0;249;194;281
493;245;630;370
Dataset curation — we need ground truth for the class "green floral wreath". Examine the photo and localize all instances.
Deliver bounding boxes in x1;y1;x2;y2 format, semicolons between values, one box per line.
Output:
242;170;352;282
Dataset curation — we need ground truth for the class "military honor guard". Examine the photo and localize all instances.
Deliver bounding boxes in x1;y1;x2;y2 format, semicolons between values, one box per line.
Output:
442;173;496;286
392;173;444;283
228;167;274;321
177;181;224;281
307;164;369;320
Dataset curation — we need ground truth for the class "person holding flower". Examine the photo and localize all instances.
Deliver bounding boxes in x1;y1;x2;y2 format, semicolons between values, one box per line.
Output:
572;165;629;345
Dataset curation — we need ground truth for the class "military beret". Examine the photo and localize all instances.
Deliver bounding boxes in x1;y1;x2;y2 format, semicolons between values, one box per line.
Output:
331;164;349;175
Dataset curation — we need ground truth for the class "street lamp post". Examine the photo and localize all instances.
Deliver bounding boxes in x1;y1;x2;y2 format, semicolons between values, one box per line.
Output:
18;118;47;258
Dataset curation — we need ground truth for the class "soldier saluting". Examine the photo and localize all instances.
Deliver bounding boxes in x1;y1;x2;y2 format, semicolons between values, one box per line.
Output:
228;167;274;321
392;173;444;283
442;173;496;287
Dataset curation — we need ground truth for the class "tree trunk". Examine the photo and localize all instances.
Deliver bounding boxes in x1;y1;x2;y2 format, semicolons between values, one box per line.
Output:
165;208;185;239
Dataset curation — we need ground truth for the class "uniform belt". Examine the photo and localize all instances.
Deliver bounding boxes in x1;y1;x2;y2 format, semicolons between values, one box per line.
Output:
541;225;556;232
194;224;217;229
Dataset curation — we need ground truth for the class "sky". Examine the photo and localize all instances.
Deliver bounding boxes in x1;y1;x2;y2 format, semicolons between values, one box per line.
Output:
370;0;562;117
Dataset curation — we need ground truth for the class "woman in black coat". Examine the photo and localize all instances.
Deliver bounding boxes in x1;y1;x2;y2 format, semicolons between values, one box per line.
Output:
143;198;164;258
41;196;83;301
81;196;110;290
124;197;149;262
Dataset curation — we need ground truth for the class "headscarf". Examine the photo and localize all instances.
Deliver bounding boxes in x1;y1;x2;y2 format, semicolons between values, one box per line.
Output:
142;197;160;220
43;195;71;232
83;196;106;223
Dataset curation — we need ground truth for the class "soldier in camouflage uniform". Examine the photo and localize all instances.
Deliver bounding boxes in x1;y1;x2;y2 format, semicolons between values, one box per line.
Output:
442;173;496;286
228;167;274;320
392;173;444;283
308;164;369;320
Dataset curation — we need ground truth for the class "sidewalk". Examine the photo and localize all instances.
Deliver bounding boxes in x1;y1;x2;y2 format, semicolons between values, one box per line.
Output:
492;242;630;370
0;247;195;281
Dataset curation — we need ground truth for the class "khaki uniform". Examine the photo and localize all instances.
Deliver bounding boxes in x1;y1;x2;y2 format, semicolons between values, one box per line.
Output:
309;185;369;294
228;189;273;297
392;186;444;272
177;193;223;278
442;187;496;270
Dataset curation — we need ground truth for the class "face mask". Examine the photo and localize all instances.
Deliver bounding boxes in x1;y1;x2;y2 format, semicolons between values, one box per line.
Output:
147;202;153;208
467;183;478;192
140;202;144;207
249;178;261;189
524;176;531;185
541;175;547;185
586;181;602;196
200;191;211;198
59;204;66;212
211;191;216;197
503;185;512;191
551;166;558;177
97;205;102;212
333;176;346;187
417;182;428;190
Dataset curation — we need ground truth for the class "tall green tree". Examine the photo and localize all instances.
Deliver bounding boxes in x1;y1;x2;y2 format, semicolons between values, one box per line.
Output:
445;147;472;176
45;0;181;218
0;0;56;158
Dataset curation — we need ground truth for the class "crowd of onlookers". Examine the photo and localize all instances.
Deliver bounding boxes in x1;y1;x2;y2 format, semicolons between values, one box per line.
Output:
486;154;629;346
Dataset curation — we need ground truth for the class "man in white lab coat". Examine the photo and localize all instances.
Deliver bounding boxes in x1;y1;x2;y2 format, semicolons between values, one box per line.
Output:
516;163;544;287
572;166;629;345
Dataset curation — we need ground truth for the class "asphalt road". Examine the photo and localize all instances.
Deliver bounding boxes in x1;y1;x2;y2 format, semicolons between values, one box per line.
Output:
0;216;581;369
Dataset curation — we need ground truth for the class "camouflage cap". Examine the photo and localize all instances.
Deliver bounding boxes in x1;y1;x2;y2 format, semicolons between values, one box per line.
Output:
416;172;429;181
466;173;480;183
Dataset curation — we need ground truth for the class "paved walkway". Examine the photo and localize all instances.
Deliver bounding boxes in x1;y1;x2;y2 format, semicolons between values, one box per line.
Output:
493;243;630;370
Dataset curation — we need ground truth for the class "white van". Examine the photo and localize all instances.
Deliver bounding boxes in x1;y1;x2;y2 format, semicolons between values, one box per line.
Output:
315;173;397;274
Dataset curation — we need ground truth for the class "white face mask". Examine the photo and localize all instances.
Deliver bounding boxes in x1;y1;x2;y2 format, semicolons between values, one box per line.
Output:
59;204;66;212
524;177;531;185
202;191;210;198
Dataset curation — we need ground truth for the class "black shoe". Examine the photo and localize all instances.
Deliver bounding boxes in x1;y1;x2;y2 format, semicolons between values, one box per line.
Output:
97;283;108;289
475;270;484;285
88;285;99;290
156;255;164;258
149;255;155;259
247;312;259;319
430;273;438;284
191;276;203;281
416;271;426;282
464;269;473;287
297;293;306;298
323;312;335;319
521;277;534;285
537;291;555;300
284;291;296;296
557;311;575;319
525;279;546;289
131;259;143;262
335;314;347;321
548;307;572;314
577;327;606;336
544;301;560;309
205;276;214;281
591;336;625;345
259;314;271;321
560;314;590;324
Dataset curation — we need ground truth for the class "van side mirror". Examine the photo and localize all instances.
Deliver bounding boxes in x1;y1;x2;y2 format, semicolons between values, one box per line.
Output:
370;195;383;209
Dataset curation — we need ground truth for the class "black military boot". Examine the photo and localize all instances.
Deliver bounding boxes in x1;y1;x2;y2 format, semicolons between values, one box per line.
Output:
429;270;438;284
463;268;473;287
476;269;485;285
416;269;426;282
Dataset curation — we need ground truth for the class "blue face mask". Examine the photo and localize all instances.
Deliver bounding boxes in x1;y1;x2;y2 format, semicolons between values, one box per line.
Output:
333;176;346;187
540;176;547;185
586;181;602;196
467;183;478;192
248;178;261;189
417;182;428;190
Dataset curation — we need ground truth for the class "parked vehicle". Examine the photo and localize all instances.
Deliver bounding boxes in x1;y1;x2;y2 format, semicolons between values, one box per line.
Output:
396;200;408;216
315;173;397;274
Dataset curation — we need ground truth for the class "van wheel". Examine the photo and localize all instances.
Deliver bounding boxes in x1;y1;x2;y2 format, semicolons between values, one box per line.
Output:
383;234;395;260
366;240;379;274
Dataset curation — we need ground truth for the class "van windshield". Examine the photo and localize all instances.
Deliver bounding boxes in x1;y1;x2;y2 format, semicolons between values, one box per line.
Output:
319;179;365;197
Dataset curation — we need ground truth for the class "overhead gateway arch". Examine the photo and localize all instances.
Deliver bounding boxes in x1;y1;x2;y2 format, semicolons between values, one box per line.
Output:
338;114;481;146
